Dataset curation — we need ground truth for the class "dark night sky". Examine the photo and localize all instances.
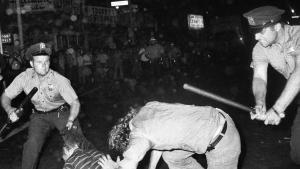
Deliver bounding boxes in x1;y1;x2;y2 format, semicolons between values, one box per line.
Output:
86;0;300;16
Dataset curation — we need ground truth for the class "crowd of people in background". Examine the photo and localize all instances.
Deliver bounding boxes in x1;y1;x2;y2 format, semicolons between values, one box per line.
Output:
0;24;248;102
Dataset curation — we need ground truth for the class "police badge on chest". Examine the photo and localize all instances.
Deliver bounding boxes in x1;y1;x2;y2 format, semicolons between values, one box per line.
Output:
48;84;54;91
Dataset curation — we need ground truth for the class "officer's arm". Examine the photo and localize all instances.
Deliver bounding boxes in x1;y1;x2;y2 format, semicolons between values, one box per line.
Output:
252;62;268;106
148;150;162;169
68;99;80;122
273;53;300;113
1;92;14;114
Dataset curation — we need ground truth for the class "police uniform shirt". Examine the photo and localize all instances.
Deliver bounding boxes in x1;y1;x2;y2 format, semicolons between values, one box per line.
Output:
5;68;78;111
251;25;300;79
63;149;103;169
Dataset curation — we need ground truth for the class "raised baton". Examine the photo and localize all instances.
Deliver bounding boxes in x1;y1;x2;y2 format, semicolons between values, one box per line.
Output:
183;83;252;112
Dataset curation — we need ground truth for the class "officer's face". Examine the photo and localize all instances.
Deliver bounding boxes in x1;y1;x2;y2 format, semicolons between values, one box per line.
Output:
254;26;277;47
30;55;50;76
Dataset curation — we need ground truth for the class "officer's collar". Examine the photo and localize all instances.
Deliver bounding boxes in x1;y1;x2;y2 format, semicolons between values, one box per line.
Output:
31;69;53;80
273;25;290;50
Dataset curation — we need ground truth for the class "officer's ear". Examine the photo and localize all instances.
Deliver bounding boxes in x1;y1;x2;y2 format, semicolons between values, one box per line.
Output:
274;23;282;32
29;60;33;67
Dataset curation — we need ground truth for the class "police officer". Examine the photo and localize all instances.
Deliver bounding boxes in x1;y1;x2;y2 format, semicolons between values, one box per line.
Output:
1;42;86;169
243;6;300;165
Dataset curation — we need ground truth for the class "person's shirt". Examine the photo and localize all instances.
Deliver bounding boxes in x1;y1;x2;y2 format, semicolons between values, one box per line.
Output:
4;68;78;111
122;101;222;164
168;46;181;59
145;44;164;60
77;55;84;67
96;53;109;64
63;148;103;169
251;25;300;79
66;53;77;67
83;53;92;66
139;48;149;62
58;54;66;70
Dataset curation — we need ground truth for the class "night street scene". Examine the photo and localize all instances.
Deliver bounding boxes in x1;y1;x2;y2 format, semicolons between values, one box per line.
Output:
1;0;300;169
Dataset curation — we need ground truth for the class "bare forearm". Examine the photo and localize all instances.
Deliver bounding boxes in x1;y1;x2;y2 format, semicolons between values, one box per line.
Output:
252;77;267;105
1;93;13;114
68;99;80;121
274;70;300;112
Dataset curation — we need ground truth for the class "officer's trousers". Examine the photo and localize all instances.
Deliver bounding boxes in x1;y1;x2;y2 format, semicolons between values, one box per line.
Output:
21;108;84;169
290;102;300;164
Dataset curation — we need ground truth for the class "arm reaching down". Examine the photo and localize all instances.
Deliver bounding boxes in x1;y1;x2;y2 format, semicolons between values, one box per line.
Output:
148;150;162;169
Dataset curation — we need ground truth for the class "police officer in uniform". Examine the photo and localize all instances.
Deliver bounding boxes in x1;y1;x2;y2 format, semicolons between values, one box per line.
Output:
243;6;300;165
1;42;87;169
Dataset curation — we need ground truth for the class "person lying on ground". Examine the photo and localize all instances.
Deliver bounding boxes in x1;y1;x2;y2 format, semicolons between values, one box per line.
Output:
62;128;103;169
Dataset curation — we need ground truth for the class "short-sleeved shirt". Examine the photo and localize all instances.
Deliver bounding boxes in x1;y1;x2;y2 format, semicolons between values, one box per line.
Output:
5;68;78;111
251;25;300;79
145;44;164;60
63;149;103;169
122;101;223;163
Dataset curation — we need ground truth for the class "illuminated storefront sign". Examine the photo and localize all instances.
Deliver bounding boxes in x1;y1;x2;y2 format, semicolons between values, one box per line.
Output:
188;14;204;30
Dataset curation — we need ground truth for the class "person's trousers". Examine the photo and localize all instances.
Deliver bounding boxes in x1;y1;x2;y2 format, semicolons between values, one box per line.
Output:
161;112;241;169
290;103;300;164
22;108;84;169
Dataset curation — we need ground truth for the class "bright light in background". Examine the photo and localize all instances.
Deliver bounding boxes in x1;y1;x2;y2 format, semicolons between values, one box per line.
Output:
111;0;128;7
291;8;295;14
6;8;13;15
70;15;78;22
292;16;300;19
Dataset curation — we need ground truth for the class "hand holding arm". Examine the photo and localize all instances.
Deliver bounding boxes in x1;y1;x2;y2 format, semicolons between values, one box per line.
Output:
98;155;120;169
264;107;283;125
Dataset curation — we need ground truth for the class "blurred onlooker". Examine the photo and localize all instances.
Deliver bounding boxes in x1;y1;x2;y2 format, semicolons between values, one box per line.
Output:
82;51;93;84
0;67;6;94
131;46;142;79
65;48;78;83
112;49;124;80
58;50;66;75
77;49;92;87
167;43;181;66
105;33;117;50
0;53;7;73
77;50;84;85
145;37;165;77
138;42;151;78
7;56;23;84
94;49;109;83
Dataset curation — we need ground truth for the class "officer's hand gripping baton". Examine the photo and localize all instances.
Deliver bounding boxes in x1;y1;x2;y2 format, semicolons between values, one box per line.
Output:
0;87;38;137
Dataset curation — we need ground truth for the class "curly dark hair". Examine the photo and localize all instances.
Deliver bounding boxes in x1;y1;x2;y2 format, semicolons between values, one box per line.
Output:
61;128;94;151
108;107;140;153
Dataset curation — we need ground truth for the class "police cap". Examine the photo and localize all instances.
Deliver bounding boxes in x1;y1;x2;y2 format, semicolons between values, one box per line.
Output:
243;6;285;29
25;42;52;60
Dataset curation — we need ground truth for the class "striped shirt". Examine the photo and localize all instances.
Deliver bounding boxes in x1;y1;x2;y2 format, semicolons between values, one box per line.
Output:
63;149;104;169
